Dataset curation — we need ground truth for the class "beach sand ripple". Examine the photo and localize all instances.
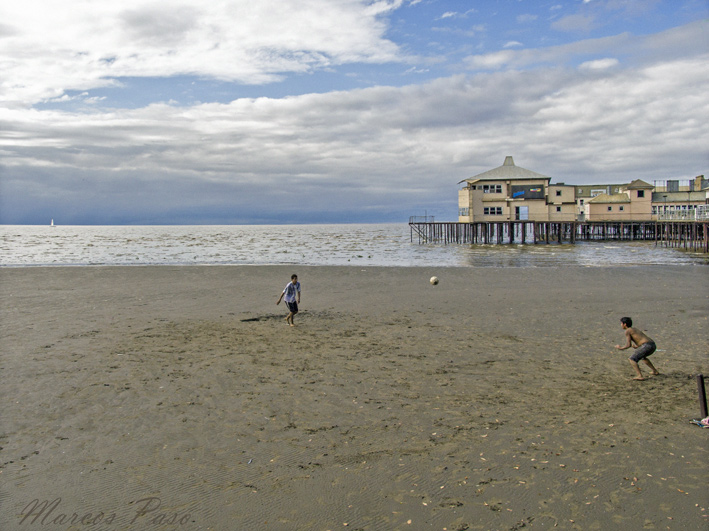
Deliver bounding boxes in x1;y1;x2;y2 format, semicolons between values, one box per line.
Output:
1;266;707;530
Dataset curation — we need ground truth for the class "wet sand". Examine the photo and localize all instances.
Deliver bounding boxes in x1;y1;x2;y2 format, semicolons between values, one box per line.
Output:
1;265;708;530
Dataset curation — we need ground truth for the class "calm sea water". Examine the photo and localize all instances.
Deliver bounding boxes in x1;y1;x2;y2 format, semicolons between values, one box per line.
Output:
0;224;706;268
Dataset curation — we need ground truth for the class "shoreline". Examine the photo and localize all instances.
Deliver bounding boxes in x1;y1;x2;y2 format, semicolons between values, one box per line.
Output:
1;265;707;529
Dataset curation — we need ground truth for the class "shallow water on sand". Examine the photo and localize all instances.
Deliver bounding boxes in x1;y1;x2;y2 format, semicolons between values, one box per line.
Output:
1;223;706;267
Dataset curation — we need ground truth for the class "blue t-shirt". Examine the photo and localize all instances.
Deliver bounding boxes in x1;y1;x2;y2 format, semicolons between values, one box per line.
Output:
283;281;300;303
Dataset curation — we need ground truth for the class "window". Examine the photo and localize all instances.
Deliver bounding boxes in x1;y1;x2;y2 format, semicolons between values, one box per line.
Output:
619;206;624;211
482;184;502;194
607;206;613;211
637;190;645;198
484;207;503;215
556;206;562;212
556;190;562;197
580;199;584;205
459;207;469;216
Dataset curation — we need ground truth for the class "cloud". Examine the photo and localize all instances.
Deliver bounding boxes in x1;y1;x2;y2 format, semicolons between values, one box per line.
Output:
551;14;598;33
2;32;707;223
464;20;706;71
0;0;405;107
516;14;538;24
437;9;476;20
579;57;619;70
1;5;707;225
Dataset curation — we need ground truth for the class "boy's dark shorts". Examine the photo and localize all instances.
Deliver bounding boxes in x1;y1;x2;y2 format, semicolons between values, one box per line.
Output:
285;301;298;313
630;341;656;362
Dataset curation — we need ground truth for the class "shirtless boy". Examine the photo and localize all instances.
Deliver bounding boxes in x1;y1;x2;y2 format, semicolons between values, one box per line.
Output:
615;317;660;381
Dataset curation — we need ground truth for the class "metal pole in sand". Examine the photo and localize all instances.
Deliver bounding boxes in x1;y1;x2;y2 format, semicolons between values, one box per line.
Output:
697;374;708;419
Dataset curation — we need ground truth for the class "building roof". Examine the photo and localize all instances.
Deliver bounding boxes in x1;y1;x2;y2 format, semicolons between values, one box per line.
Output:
575;185;623;198
624;179;654;189
651;191;706;202
459;156;550;184
588;193;631;204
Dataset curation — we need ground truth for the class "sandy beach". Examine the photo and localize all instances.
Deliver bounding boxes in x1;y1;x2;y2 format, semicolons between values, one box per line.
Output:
1;265;707;530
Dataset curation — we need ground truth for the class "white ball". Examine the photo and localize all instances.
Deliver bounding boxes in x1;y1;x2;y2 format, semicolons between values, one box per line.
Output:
430;276;439;285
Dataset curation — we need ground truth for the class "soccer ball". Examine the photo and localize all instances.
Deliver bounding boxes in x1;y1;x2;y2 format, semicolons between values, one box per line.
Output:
430;276;439;285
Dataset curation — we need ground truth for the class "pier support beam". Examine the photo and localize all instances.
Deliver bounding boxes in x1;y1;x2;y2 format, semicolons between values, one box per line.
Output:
408;220;708;252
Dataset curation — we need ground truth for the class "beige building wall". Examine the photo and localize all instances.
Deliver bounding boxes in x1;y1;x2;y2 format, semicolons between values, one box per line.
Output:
459;178;577;222
621;186;653;220
548;185;575;204
584;195;632;221
547;203;576;221
459;165;701;223
585;202;629;221
458;189;472;222
505;197;547;220
547;185;576;221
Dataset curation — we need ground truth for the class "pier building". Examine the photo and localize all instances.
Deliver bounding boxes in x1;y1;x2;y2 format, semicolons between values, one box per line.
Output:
458;157;707;223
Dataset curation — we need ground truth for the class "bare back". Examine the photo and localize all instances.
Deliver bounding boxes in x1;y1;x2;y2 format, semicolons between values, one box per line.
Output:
626;327;653;347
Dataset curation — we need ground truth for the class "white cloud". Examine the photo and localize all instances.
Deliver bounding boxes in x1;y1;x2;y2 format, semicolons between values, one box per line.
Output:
0;0;404;107
2;41;707;222
579;57;620;70
437;9;476;20
464;20;706;71
552;13;598;33
1;8;707;224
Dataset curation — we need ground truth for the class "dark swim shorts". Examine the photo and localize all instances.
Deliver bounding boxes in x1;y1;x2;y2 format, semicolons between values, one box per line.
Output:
285;301;299;313
630;341;656;362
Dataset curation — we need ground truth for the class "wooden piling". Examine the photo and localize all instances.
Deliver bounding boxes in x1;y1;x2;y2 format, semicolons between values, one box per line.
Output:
408;220;708;252
698;374;708;420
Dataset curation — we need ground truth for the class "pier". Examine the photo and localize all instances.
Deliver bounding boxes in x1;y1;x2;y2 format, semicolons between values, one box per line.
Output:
409;219;709;253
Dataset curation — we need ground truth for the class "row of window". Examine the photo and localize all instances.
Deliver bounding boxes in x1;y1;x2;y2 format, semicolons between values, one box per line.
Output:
460;206;568;216
473;185;573;197
472;186;648;199
652;205;698;213
460;203;702;218
470;184;503;194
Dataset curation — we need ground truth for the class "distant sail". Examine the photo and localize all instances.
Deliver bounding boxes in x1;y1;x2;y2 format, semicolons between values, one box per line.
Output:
50;219;55;227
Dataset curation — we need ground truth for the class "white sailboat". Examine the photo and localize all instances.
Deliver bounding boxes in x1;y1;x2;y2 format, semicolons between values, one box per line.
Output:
50;219;55;227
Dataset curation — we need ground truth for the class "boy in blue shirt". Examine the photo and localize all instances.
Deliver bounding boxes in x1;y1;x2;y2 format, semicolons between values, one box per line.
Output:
276;274;301;326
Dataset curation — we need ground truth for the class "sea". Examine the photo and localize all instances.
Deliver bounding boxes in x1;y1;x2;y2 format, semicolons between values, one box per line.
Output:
0;224;707;268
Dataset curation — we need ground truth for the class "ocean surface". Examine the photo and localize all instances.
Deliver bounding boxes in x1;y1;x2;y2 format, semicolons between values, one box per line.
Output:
1;224;707;268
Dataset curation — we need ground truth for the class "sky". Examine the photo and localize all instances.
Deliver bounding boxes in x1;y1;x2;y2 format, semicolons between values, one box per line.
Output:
0;0;707;225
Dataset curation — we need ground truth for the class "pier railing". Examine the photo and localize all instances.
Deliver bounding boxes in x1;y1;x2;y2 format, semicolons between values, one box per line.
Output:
409;215;435;223
408;220;709;253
